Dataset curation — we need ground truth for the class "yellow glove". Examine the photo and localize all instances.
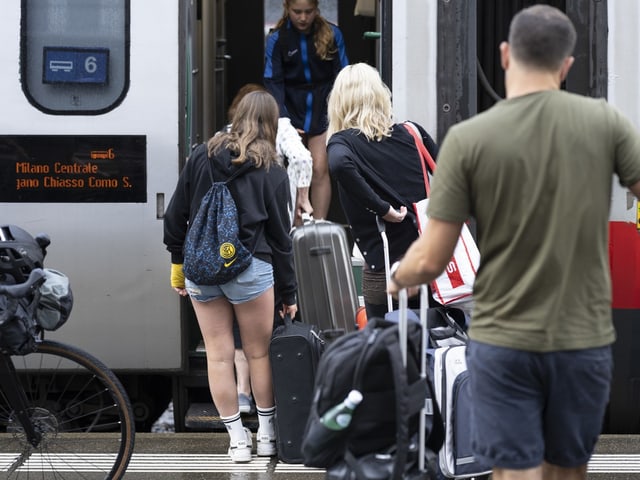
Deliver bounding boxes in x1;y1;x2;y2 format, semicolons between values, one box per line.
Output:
171;263;185;289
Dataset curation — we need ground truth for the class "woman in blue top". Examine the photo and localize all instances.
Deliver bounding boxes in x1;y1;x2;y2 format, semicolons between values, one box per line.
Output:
264;0;349;219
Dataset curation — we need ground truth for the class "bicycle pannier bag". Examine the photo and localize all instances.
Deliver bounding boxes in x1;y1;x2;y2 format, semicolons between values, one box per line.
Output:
0;294;36;355
36;268;73;331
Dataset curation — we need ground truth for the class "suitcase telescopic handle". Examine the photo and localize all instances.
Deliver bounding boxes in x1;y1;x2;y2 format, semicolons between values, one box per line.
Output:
376;216;393;313
399;284;431;472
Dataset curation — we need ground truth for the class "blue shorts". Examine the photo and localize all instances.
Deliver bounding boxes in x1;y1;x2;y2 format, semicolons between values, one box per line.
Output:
185;257;274;304
466;341;612;470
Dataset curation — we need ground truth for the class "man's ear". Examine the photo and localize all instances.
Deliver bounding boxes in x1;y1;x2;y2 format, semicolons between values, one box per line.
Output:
499;42;510;70
559;56;575;82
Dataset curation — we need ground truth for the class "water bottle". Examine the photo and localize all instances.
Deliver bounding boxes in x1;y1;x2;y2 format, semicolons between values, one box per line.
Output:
320;389;363;431
301;390;363;462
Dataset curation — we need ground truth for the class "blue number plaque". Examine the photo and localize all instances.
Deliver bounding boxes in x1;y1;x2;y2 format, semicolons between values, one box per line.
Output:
43;47;109;85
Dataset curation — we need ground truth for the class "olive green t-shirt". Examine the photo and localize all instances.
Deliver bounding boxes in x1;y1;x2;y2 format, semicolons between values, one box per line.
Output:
429;90;640;351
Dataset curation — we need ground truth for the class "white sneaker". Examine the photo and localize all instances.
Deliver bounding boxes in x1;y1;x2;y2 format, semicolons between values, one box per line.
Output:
256;429;276;456
228;427;253;463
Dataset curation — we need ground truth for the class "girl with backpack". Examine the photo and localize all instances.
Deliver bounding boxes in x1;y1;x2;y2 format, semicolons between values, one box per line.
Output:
163;91;298;463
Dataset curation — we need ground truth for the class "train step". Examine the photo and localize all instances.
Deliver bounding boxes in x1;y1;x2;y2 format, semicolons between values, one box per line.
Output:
185;402;259;431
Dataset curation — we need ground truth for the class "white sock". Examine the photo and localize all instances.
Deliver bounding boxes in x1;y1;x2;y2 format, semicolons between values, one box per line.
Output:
256;406;275;438
221;412;246;445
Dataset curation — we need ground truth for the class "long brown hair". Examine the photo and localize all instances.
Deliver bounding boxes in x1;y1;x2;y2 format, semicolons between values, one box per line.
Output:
275;0;337;60
208;91;279;169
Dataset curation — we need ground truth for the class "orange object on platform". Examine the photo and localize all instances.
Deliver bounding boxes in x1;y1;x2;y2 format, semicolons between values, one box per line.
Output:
356;306;368;330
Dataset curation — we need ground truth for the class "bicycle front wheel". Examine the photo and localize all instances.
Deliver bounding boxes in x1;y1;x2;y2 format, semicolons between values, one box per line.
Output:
0;340;135;479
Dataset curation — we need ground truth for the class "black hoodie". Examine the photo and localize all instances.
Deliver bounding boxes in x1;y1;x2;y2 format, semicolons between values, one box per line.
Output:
164;143;296;305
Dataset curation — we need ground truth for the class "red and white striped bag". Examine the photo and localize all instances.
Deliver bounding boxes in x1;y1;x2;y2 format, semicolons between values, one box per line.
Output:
404;122;479;312
413;198;479;309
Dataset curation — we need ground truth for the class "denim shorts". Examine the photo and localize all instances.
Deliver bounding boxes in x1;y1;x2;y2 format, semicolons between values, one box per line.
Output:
466;340;613;470
185;257;274;304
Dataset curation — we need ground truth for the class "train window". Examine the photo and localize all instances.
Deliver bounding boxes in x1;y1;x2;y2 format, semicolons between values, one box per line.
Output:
20;0;130;115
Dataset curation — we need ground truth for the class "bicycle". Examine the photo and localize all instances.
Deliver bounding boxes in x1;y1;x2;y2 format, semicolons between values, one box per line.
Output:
0;226;135;479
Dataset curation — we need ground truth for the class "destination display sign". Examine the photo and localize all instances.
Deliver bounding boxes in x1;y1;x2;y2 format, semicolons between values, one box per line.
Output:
0;135;146;202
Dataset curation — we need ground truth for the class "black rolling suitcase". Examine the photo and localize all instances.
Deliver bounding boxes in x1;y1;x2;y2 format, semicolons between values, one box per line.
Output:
291;216;359;340
269;315;325;463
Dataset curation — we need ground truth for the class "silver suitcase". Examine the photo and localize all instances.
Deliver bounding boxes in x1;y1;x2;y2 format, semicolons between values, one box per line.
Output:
291;217;358;340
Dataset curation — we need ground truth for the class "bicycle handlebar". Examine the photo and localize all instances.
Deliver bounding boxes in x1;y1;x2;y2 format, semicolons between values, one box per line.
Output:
0;268;45;298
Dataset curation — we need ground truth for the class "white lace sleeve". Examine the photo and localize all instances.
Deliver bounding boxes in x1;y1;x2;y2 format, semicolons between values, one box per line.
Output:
276;117;313;188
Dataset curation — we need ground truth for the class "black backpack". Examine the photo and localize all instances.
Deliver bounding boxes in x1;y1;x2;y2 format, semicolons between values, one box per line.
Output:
183;155;253;285
301;317;444;475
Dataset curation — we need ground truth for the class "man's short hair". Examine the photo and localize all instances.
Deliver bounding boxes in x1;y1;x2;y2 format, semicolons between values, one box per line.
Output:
508;5;577;72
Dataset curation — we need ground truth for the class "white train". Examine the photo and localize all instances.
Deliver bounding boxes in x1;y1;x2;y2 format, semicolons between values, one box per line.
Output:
0;0;638;432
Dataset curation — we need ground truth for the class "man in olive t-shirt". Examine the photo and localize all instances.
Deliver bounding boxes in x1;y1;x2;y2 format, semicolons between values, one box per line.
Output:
388;5;640;480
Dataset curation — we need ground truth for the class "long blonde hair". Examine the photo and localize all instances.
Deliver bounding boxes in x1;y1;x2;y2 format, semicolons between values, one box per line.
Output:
326;63;393;142
208;91;279;169
275;0;337;60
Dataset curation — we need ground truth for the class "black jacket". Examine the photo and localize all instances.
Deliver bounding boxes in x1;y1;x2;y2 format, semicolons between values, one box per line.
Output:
163;144;297;305
327;124;438;272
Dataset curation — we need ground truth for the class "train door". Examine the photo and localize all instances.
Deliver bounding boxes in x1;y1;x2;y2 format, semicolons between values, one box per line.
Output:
172;0;381;431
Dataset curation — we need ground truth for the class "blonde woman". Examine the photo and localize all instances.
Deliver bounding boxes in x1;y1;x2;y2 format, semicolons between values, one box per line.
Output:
326;62;439;319
164;91;297;462
264;0;349;219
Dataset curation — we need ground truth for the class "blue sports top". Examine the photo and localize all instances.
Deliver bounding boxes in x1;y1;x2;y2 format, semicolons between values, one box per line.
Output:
264;20;349;135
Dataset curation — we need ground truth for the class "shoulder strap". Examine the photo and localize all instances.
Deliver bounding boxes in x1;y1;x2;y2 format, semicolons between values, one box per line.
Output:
206;152;253;186
225;162;253;184
403;122;437;172
205;152;215;185
403;122;437;197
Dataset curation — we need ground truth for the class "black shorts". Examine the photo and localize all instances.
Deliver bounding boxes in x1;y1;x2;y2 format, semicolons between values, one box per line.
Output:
466;341;613;469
